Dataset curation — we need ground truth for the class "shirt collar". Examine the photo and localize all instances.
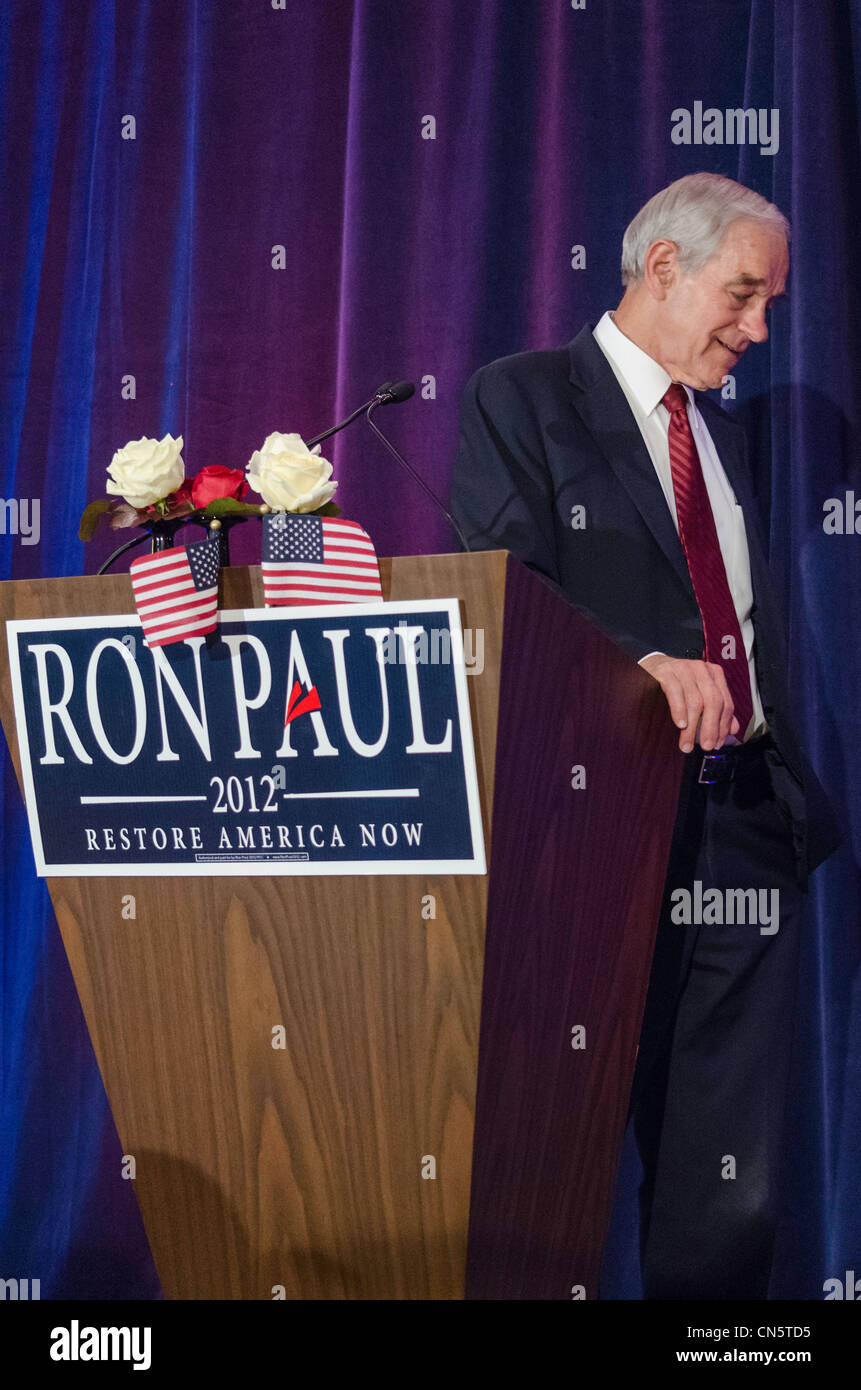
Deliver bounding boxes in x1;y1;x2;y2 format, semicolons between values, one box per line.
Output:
593;310;693;417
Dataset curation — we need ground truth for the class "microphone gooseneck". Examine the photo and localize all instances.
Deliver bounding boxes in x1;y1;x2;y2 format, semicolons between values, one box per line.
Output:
305;382;409;449
306;380;470;553
365;397;471;553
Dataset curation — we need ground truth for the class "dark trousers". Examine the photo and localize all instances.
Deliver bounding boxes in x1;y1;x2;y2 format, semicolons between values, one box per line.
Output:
630;746;804;1300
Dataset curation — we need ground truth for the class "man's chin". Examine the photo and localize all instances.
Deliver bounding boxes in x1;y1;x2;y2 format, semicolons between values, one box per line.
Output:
695;365;731;391
679;373;723;391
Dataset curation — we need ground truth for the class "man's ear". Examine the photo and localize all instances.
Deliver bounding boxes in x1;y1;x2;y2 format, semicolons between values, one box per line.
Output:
642;239;680;300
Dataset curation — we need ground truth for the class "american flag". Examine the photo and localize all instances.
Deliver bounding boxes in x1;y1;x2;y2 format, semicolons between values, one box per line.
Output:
261;514;383;606
130;534;221;647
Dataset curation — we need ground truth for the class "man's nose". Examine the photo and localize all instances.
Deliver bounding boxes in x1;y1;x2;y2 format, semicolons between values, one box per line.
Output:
739;301;769;343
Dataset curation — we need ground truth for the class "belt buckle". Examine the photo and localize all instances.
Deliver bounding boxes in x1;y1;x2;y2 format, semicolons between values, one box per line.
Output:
698;752;729;785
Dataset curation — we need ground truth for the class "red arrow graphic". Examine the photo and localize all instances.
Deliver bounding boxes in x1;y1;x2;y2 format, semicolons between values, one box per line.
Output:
284;679;322;726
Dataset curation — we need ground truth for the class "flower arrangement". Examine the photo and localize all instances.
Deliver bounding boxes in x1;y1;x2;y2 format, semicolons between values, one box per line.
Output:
79;432;339;541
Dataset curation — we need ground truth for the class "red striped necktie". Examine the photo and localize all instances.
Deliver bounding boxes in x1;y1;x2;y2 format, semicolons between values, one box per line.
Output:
662;383;754;739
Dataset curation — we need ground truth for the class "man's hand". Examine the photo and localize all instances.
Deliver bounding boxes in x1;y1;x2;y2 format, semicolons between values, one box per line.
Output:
639;654;739;753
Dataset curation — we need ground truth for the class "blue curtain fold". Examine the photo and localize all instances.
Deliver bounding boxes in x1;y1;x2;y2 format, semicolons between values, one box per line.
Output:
1;0;858;1298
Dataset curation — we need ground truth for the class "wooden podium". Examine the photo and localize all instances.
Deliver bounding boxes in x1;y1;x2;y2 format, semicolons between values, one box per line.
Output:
0;551;682;1300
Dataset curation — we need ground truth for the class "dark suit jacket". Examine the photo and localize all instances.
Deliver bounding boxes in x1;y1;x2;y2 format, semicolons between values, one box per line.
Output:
450;323;840;879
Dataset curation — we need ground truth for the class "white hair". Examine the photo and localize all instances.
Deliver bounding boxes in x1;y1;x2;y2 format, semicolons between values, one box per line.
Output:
620;172;790;285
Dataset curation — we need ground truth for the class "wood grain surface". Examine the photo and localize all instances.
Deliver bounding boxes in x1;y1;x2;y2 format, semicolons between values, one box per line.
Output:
0;553;505;1299
465;560;683;1299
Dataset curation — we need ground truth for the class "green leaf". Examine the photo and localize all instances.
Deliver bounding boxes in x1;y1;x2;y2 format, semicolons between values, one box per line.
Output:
78;498;112;541
313;501;341;517
198;497;265;517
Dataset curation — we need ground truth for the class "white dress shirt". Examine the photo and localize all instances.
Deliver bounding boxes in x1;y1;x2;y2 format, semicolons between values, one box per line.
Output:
592;310;764;739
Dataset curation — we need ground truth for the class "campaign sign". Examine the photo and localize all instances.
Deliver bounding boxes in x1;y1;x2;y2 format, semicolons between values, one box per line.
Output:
6;599;486;877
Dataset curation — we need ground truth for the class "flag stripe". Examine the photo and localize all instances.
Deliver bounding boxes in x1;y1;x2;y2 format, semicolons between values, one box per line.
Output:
262;575;382;590
137;590;217;618
130;548;186;572
261;513;383;607
134;580;197;604
146;611;218;638
265;561;380;578
320;548;374;559
262;569;381;587
145;620;218;646
265;587;381;600
322;521;370;536
131;564;193;586
130;536;221;646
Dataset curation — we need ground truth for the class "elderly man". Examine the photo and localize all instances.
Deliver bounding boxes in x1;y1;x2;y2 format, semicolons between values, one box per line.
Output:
451;173;839;1300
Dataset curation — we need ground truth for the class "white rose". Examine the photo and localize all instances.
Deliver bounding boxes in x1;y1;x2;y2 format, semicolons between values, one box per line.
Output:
105;434;185;509
246;432;337;512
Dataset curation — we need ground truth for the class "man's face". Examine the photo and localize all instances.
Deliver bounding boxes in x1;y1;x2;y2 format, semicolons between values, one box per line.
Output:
656;218;789;390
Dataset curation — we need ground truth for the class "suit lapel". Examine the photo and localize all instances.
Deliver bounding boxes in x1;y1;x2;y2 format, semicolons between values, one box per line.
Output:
567;327;694;598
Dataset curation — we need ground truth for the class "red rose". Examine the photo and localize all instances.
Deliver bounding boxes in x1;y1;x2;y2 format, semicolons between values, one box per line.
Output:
191;465;248;509
171;479;195;508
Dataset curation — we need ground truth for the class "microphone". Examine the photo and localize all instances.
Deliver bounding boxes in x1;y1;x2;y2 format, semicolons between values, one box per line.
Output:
305;382;409;449
375;380;415;405
365;391;471;553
